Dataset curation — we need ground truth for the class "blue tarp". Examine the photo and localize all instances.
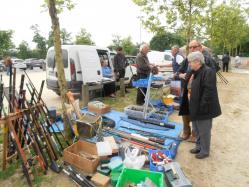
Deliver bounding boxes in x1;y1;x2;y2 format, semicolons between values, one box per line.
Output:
49;120;64;132
81;108;183;158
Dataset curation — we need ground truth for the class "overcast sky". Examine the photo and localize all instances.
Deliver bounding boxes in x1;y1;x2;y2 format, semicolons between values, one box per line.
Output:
0;0;153;48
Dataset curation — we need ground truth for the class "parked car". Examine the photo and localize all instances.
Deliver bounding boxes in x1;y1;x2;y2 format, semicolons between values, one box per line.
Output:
0;60;6;72
24;58;45;70
12;59;27;70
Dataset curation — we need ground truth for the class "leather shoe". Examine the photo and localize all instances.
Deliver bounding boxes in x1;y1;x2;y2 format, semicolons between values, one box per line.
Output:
195;153;209;159
190;148;200;154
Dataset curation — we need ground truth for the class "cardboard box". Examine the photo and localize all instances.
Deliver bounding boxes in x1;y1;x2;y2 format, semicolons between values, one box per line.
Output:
88;101;111;114
103;136;119;154
63;140;100;174
91;173;110;187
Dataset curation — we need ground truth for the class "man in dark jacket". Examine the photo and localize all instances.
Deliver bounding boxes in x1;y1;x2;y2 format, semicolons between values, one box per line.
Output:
187;51;221;159
222;53;230;72
113;47;129;93
135;43;151;105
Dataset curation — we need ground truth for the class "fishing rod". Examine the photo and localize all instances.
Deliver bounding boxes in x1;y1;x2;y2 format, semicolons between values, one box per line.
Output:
4;111;33;187
26;83;66;153
120;116;174;130
217;71;228;84
24;71;70;147
23;102;62;173
103;128;165;149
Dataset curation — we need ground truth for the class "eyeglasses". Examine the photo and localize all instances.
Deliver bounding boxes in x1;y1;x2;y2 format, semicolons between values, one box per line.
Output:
189;45;200;49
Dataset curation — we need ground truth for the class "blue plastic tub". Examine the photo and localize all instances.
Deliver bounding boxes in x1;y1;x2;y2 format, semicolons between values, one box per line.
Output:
149;149;172;172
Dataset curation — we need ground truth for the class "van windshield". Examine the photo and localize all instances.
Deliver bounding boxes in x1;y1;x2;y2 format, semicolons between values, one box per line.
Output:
47;49;68;68
164;54;172;61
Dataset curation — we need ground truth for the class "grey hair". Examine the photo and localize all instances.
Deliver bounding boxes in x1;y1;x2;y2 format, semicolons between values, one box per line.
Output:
139;43;149;52
171;45;179;50
187;51;204;64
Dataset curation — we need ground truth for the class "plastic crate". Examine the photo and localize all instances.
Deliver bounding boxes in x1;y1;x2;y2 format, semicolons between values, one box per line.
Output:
116;168;164;187
111;164;124;186
149;149;172;172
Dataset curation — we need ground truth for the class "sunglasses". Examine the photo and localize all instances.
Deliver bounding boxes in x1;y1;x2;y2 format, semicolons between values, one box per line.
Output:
189;45;200;49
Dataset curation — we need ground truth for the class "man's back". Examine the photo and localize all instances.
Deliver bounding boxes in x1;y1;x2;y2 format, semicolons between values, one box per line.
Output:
222;54;230;64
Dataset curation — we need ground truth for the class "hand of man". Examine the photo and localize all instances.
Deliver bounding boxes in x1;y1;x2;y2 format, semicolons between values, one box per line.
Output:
179;73;186;80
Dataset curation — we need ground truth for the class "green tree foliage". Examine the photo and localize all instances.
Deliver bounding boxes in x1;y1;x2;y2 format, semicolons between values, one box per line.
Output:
150;32;185;51
207;3;248;55
0;30;14;58
17;41;32;59
121;36;137;55
47;28;73;48
108;35;138;55
75;28;95;45
31;24;47;58
133;0;208;44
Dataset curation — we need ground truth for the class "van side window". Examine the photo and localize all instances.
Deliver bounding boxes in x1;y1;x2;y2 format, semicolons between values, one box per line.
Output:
47;50;55;68
47;49;68;68
97;50;110;67
62;50;68;68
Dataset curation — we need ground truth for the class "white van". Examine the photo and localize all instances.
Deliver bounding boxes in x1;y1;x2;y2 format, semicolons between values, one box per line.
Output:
46;45;114;95
147;50;173;71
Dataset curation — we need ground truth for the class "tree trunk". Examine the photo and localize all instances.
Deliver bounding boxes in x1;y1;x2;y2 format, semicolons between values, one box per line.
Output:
48;0;71;141
239;44;241;56
186;0;193;54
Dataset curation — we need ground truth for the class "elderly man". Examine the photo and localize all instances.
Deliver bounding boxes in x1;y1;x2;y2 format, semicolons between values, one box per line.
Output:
187;51;221;159
135;43;151;105
171;45;184;74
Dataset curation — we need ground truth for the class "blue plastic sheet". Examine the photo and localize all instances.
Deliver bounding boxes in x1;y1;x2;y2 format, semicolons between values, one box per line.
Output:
81;108;183;158
49;120;64;132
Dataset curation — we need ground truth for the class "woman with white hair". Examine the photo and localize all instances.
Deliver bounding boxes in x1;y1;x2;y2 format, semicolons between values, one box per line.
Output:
187;51;221;159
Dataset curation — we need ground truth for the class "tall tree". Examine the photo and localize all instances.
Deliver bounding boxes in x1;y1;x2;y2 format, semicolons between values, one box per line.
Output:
150;32;185;51
208;3;248;54
120;36;137;55
75;28;95;45
0;30;14;58
108;35;138;55
31;24;47;58
47;28;73;48
45;0;74;139
17;41;32;59
133;0;208;45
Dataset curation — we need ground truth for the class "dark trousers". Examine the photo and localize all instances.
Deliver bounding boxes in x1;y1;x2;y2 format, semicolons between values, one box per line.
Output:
103;81;116;96
117;69;129;92
116;69;125;81
136;87;147;105
192;119;212;155
223;63;229;72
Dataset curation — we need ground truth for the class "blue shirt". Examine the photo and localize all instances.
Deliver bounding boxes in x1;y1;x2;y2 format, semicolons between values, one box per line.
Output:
102;66;112;78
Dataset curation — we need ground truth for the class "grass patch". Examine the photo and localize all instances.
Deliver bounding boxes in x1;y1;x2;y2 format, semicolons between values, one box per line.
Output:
99;88;160;111
33;174;47;187
0;161;19;181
